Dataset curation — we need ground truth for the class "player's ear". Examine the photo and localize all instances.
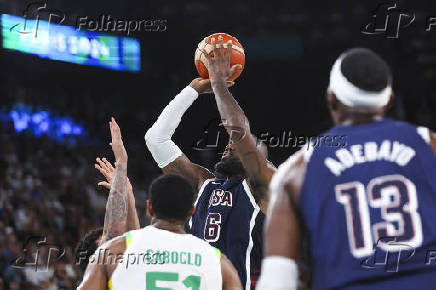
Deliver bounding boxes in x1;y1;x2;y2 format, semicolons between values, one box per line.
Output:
327;90;339;112
384;92;395;112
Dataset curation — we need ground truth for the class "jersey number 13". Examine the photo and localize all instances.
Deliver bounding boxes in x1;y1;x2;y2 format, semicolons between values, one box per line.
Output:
335;174;423;258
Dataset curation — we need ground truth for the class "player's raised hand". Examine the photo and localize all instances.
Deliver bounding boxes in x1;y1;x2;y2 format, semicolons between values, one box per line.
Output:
109;117;128;165
189;77;234;94
95;157;115;189
95;157;133;191
201;36;242;85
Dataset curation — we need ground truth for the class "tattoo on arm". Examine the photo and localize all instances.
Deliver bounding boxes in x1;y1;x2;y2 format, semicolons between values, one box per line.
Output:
101;163;128;243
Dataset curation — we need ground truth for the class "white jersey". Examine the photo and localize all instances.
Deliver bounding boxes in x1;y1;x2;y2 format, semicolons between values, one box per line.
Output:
109;226;222;290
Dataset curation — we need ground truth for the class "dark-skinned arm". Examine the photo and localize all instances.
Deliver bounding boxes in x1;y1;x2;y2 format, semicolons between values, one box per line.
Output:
258;150;308;289
264;156;303;259
162;154;214;191
201;36;275;211
78;236;126;289
221;254;243;290
77;254;106;290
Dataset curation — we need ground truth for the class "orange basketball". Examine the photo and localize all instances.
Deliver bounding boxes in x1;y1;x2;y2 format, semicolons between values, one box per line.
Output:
194;33;245;81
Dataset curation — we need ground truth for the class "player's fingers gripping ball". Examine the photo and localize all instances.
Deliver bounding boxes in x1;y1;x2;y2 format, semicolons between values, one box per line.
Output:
195;33;245;81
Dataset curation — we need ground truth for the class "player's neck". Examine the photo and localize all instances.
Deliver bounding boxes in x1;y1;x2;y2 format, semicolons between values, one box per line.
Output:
226;173;245;180
337;111;384;126
151;218;186;234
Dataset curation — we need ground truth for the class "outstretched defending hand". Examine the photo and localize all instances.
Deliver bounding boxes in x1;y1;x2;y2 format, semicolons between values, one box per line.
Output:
95;157;114;189
109;117;127;165
200;35;242;86
95;157;133;191
190;77;234;94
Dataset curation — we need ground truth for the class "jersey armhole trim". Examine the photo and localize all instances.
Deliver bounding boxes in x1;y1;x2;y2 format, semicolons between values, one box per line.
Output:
189;178;215;229
214;247;222;260
194;178;215;207
125;232;133;248
417;126;430;144
108;277;113;290
242;179;260;210
242;179;261;290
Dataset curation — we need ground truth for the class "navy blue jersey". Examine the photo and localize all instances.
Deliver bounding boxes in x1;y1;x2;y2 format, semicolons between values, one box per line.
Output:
299;118;436;289
190;178;264;289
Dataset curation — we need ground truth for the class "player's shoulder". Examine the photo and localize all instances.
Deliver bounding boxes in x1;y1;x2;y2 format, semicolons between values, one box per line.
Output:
276;148;308;176
385;119;433;144
270;148;308;200
385;118;423;131
200;177;221;190
100;235;125;249
89;235;126;266
185;231;222;254
100;228;145;251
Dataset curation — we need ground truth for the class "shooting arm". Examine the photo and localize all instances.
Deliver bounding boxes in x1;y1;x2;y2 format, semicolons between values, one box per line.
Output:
212;82;275;205
100;162;128;244
145;86;214;189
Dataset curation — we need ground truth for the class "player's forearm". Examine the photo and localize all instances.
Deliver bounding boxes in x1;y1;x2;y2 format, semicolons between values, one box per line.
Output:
212;81;249;142
258;174;299;290
223;282;244;290
101;162;128;243
77;253;107;290
126;180;140;230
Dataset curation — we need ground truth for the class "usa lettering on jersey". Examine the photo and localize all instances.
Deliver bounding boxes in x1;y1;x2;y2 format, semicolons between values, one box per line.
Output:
208;189;233;207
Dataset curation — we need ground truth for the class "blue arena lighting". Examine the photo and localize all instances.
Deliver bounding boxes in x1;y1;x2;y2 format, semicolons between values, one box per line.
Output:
1;104;86;143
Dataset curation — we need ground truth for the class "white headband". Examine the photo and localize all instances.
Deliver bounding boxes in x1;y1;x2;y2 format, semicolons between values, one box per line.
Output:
328;57;392;108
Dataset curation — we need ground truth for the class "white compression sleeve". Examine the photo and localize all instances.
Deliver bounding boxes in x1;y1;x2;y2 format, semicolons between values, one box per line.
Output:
145;86;199;168
257;256;298;290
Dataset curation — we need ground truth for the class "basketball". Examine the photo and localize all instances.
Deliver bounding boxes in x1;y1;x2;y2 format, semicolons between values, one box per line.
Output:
194;33;245;81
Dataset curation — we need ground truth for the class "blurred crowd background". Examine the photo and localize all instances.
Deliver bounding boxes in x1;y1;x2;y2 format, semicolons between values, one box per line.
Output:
1;0;436;289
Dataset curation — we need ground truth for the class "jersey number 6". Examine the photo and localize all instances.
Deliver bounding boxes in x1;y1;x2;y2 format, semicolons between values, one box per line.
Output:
204;213;222;242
